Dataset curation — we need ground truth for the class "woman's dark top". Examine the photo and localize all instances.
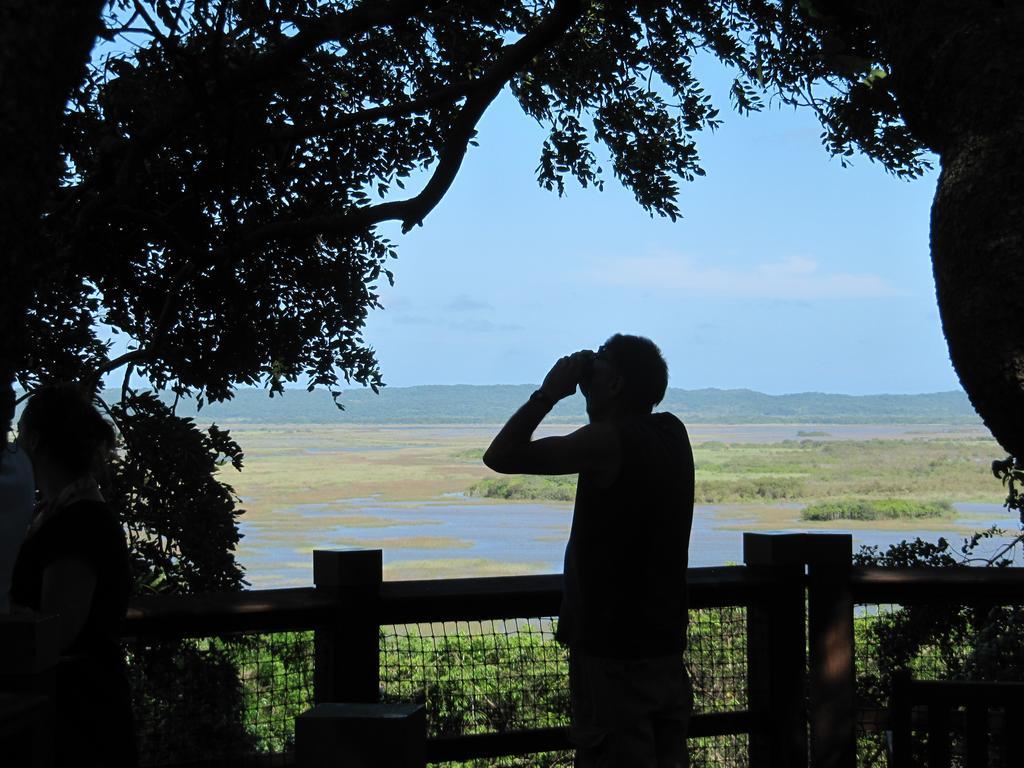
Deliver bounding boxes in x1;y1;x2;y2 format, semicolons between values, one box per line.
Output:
557;412;695;659
11;499;130;654
10;498;136;766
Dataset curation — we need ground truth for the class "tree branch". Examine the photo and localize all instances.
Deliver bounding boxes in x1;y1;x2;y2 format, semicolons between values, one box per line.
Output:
90;348;153;383
238;0;584;244
62;0;446;239
84;249;199;390
83;208;200;389
107;205;193;254
131;0;169;44
272;78;477;142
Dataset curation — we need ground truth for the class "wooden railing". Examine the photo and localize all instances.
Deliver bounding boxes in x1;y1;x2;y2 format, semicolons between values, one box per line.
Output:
112;533;848;767
849;564;1024;760
889;674;1024;768
120;560;799;765
7;532;1024;767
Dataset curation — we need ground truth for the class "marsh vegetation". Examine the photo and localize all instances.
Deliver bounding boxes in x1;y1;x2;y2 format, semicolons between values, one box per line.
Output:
220;422;1011;584
469;437;1003;505
800;499;954;521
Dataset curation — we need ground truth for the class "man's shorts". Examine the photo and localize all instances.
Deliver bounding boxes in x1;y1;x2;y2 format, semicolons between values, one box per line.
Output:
569;650;694;768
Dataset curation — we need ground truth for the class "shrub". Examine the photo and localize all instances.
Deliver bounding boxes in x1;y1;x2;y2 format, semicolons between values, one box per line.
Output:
469;475;577;502
800;498;954;521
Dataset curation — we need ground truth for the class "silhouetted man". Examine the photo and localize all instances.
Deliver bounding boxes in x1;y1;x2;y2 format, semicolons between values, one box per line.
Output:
484;334;695;767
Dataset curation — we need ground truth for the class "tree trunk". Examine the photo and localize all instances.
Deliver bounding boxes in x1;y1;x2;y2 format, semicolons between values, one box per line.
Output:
932;122;1024;459
0;0;105;410
875;2;1024;458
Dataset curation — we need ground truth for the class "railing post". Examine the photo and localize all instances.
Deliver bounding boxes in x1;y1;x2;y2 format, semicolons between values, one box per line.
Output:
313;549;383;704
0;614;60;768
804;533;855;768
295;702;425;767
744;533;809;768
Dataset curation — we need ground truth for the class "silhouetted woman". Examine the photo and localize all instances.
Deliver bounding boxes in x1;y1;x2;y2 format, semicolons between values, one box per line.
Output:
1;378;34;614
10;384;137;766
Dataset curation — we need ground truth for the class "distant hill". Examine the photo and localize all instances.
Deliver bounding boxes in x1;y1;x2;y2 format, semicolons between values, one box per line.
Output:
88;385;982;425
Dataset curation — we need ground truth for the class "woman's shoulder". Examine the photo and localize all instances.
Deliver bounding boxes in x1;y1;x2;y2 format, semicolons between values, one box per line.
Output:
42;499;124;548
55;497;118;522
62;497;116;515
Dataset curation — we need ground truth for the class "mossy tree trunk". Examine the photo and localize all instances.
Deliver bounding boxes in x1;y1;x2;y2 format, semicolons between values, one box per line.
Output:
872;1;1024;458
931;123;1024;459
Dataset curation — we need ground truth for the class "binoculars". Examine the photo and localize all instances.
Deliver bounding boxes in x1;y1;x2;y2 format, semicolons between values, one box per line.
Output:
578;350;598;392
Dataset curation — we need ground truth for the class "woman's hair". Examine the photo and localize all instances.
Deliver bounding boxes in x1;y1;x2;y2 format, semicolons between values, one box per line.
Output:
2;373;14;436
1;373;14;472
19;384;116;476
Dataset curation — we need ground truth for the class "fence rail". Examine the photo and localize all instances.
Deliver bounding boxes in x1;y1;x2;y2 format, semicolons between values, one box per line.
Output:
850;566;1024;603
121;566;790;636
124;587;333;637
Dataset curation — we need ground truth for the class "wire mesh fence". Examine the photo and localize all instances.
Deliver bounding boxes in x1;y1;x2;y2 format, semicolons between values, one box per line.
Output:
689;605;748;715
690;735;749;768
126;630;314;767
378;606;750;767
429;753;576;768
121;598;751;767
379;618;569;737
121;608;751;767
105;560;1024;767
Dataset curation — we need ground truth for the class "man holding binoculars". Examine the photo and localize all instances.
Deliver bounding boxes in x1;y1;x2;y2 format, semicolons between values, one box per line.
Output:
484;333;695;767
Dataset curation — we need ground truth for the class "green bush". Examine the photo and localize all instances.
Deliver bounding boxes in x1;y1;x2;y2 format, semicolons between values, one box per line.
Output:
129;639;259;765
469;475;577;502
800;498;954;521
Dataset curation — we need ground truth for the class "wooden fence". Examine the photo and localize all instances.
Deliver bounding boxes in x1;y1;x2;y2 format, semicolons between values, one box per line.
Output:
4;531;1024;767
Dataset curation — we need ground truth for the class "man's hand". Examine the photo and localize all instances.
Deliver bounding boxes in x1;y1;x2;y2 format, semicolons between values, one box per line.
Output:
483;348;619;483
540;350;593;402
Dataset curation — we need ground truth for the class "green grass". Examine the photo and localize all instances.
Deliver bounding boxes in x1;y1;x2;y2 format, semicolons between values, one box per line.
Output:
696;475;805;503
801;499;956;521
468;437;1004;505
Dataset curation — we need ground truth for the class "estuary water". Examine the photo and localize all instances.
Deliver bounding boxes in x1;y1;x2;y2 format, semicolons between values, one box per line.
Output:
237;498;1021;589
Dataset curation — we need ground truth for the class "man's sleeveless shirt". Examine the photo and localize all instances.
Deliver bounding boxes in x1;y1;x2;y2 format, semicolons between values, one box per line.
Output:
557;412;694;658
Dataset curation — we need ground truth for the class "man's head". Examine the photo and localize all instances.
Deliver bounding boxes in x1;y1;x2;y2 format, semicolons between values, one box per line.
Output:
580;334;668;420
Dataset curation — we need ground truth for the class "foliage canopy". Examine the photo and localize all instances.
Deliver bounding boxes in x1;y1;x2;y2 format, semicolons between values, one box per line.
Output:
39;0;930;405
13;0;942;593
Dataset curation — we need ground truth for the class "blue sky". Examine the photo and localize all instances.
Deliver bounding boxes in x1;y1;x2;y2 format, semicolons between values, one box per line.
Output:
364;63;954;395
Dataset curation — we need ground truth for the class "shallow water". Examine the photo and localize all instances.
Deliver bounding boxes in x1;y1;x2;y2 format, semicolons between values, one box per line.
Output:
685;423;988;444
237;498;1022;588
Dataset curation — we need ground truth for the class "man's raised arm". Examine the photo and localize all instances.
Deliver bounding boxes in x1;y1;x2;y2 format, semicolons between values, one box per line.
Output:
483;352;619;480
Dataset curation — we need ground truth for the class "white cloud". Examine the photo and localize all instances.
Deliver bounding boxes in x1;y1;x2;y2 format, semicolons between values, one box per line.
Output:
382;295;415;311
587;253;898;300
447;318;523;333
392;314;521;333
445;294;494;312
